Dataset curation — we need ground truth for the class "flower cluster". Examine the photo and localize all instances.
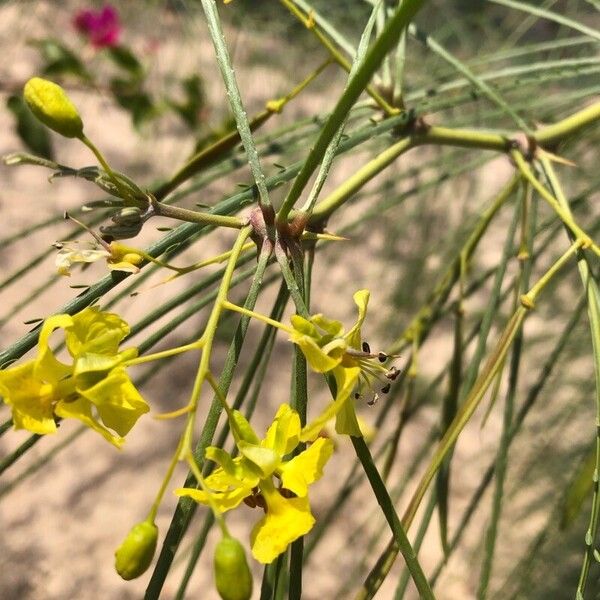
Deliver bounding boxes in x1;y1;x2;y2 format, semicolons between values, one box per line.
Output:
0;307;147;447
176;403;334;564
73;4;121;49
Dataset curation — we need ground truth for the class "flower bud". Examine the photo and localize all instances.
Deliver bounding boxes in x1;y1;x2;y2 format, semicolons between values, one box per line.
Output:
214;535;253;600
23;77;84;139
114;520;158;581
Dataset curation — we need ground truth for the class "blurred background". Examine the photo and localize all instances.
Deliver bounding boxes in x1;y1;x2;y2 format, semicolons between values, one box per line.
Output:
0;1;599;598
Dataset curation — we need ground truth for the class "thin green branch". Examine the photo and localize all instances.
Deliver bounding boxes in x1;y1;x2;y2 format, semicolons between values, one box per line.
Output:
276;0;428;222
200;0;272;212
351;436;436;600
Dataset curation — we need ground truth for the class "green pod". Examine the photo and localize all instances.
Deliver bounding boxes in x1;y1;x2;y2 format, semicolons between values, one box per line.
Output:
214;535;253;600
23;77;84;139
114;520;158;581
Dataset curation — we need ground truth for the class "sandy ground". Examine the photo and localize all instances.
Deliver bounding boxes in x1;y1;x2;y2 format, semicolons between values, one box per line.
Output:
1;2;599;600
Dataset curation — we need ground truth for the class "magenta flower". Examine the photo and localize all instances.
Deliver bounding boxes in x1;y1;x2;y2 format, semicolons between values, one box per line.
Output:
73;4;121;48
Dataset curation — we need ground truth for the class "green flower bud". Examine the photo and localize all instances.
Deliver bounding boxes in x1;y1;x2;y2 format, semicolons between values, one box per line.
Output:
114;520;158;581
214;535;253;600
23;77;84;139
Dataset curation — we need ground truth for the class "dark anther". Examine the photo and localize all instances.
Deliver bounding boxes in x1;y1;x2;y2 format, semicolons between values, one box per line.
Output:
367;393;379;406
243;496;257;509
362;341;371;353
386;366;400;381
378;352;387;363
381;383;391;394
255;494;267;511
354;392;361;400
279;487;297;499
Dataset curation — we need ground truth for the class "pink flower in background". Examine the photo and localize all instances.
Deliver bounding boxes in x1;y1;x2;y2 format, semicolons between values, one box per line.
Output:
73;4;121;48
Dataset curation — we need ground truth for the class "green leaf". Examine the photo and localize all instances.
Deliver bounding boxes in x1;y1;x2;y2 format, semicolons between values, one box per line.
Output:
6;96;54;159
110;77;155;128
31;39;91;80
106;45;144;77
168;74;206;129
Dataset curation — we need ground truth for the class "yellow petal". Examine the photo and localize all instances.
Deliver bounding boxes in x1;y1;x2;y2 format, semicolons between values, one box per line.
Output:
79;368;148;436
66;307;130;357
250;487;315;564
334;398;362;437
55;396;124;447
262;403;300;456
280;437;334;497
290;315;319;338
310;314;344;337
293;335;342;373
345;289;370;349
107;261;140;274
205;446;238;476
300;365;361;442
238;441;280;478
231;409;260;445
35;313;73;382
175;483;254;513
0;361;58;435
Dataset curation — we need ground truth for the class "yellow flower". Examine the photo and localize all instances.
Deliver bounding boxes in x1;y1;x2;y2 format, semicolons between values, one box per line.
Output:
0;307;148;447
290;290;398;440
176;404;334;563
54;240;143;276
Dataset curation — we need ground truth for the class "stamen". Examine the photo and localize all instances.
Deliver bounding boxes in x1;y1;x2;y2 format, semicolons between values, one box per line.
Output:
386;366;400;381
362;341;371;353
381;383;391;394
367;393;379;406
378;352;387;363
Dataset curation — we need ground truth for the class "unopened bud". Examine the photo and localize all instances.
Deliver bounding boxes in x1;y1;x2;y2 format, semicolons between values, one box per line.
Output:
214;534;253;600
23;77;84;139
114;520;158;581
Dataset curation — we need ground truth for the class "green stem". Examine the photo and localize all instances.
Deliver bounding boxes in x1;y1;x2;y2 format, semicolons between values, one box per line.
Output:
279;0;400;116
355;237;582;600
430;296;587;586
288;242;310;600
274;241;309;317
178;226;253;453
511;151;599;257
534;101;600;148
148;439;185;523
79;134;133;202
277;0;428;222
146;240;270;599
222;300;294;334
308;104;600;224
200;0;272;212
125;341;202;367
155;59;330;200
351;436;436;600
477;192;536;599
174;283;289;600
151;202;245;229
394;490;437;600
537;157;600;599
